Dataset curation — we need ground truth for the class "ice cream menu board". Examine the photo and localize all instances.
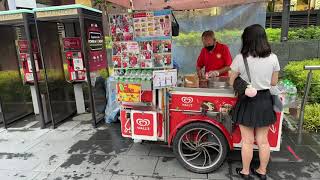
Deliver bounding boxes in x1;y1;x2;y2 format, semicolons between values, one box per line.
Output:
112;40;172;69
110;10;172;69
133;10;171;41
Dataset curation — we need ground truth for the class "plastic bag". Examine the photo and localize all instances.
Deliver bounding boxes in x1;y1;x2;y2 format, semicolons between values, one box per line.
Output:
278;79;297;108
105;76;120;124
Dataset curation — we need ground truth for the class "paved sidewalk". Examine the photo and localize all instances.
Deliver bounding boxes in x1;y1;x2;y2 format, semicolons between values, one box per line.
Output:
0;115;319;180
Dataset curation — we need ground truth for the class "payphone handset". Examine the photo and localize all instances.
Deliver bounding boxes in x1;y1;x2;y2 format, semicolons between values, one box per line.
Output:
20;53;40;84
65;51;86;82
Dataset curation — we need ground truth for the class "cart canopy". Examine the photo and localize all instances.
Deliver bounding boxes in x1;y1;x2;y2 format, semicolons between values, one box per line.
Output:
106;0;267;10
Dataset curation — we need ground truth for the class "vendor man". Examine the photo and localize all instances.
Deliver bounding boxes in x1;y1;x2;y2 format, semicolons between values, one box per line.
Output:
196;30;232;78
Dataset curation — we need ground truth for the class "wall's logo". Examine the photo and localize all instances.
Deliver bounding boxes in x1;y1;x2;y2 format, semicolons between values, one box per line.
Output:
181;97;193;104
136;119;150;127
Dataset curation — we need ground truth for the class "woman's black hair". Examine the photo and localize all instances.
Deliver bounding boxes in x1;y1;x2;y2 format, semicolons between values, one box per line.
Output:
241;24;271;58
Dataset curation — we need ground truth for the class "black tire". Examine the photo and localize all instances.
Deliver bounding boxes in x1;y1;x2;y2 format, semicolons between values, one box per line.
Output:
173;122;228;174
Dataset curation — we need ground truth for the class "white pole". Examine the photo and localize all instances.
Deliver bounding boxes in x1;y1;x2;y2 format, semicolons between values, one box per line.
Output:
30;85;39;114
74;83;86;114
7;0;17;10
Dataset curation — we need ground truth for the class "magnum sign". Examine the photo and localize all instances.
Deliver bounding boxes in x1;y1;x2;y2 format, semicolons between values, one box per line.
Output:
36;9;78;18
0;13;23;22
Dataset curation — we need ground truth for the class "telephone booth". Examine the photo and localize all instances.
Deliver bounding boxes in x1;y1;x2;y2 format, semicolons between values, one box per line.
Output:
0;10;45;128
33;5;108;128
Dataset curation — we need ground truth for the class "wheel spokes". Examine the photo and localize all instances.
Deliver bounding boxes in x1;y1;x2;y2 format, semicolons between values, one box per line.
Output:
182;151;201;157
202;149;207;167
186;151;202;162
202;148;212;166
195;130;203;145
200;143;220;153
178;127;223;169
199;142;220;147
197;131;210;146
182;138;196;150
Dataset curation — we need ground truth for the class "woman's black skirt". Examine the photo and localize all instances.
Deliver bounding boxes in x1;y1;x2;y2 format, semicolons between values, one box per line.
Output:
232;89;276;128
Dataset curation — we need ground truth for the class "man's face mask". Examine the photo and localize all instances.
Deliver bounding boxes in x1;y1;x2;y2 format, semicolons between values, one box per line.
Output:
203;36;215;51
205;45;215;51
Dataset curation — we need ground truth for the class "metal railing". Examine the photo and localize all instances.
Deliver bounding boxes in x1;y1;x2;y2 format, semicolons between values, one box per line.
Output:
297;65;320;144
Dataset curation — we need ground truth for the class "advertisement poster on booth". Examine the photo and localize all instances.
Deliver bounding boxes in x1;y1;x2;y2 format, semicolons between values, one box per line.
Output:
87;23;107;71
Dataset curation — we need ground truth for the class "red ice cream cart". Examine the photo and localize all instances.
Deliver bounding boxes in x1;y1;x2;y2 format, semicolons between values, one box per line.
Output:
109;3;283;173
119;81;284;173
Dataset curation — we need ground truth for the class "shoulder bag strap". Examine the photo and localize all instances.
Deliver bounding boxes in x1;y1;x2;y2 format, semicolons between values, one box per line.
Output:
242;55;251;83
172;12;179;25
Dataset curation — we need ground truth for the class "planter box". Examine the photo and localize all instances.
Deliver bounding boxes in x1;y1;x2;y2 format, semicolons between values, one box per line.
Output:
271;42;289;61
288;40;319;61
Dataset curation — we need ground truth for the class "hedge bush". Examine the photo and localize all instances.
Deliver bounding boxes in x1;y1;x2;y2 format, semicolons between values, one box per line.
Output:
0;70;31;102
304;103;320;132
265;28;281;42
283;59;320;104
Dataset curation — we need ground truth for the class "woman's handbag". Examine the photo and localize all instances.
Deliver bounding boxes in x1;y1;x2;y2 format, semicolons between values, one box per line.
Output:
171;12;179;36
233;55;251;96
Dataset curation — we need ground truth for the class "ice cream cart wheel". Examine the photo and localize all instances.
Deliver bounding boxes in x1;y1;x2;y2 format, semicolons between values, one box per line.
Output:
173;122;228;173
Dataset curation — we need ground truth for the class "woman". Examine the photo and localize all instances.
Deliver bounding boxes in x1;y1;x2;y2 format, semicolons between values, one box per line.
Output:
229;24;280;180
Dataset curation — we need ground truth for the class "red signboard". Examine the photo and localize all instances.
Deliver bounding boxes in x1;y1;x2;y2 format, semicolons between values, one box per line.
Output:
63;37;82;51
131;111;157;140
133;12;147;18
18;40;39;53
18;40;28;53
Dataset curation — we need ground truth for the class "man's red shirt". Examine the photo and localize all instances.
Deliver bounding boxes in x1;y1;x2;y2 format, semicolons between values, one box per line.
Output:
196;42;232;77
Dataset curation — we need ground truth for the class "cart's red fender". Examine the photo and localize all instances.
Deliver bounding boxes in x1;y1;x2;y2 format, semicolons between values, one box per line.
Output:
168;116;233;150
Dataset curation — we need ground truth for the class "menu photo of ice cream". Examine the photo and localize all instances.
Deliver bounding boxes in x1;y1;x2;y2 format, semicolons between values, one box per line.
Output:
112;56;122;68
153;14;171;37
112;42;122;56
139;41;153;51
140;60;153;68
162;40;172;53
154;53;172;68
128;52;139;68
120;43;129;68
140;50;152;60
109;14;134;41
139;50;153;68
152;40;171;53
163;53;172;66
